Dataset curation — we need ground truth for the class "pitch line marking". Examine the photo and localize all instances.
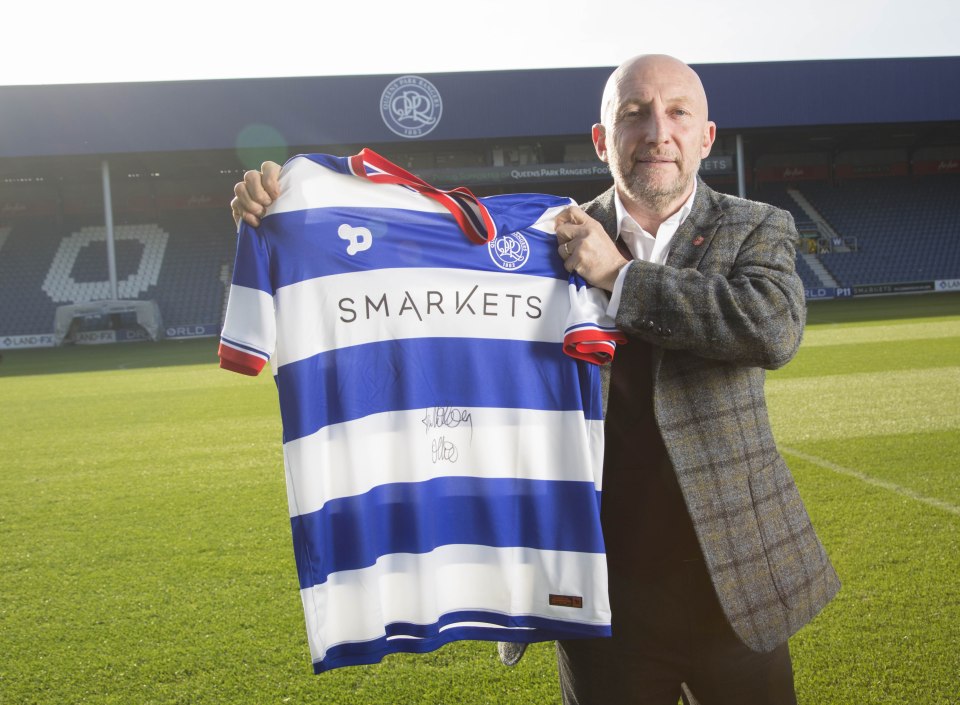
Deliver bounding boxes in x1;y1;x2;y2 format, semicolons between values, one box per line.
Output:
782;446;960;518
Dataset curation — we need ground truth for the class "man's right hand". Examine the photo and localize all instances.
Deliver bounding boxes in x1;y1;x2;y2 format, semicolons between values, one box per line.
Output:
230;161;283;228
555;206;629;293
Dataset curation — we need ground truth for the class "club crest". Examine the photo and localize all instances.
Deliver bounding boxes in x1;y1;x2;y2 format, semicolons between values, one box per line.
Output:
380;76;443;139
488;231;530;271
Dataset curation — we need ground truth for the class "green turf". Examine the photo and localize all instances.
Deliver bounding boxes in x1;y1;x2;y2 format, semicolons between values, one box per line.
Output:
1;292;958;704
769;293;960;704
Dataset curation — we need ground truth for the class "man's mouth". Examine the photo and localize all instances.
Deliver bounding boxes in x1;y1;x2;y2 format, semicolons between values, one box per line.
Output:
636;155;677;165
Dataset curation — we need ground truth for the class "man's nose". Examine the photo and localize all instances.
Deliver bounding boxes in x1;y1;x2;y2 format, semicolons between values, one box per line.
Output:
643;111;670;145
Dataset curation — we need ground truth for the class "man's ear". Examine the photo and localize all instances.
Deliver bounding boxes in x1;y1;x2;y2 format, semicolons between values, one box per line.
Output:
592;123;608;163
701;121;717;159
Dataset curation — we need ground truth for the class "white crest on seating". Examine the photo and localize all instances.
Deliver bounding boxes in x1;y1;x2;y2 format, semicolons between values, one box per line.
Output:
41;224;169;303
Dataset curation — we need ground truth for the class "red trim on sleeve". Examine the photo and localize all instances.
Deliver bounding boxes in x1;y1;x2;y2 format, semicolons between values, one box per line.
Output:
563;329;628;365
218;343;267;376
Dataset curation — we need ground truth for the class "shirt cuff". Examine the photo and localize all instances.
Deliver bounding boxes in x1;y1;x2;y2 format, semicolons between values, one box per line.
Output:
605;262;633;319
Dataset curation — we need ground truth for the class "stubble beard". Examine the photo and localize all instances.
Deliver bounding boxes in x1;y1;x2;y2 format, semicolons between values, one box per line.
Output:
613;156;692;214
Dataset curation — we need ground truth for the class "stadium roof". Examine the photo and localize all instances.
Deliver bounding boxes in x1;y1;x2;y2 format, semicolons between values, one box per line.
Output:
1;56;959;160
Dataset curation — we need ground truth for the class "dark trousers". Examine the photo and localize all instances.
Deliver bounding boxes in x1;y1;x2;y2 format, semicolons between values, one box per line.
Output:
556;558;797;705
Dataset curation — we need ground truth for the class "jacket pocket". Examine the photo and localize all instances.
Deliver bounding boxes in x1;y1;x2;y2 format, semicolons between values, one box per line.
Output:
748;457;830;609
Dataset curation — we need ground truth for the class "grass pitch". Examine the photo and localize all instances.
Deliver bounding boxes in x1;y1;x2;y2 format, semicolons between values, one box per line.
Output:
1;292;958;704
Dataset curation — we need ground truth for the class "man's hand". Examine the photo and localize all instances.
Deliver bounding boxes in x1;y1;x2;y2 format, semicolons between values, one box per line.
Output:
555;206;629;292
230;161;283;228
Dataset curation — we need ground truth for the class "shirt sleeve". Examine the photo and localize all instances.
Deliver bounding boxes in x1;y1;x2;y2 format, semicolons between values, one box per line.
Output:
605;261;633;320
563;271;628;365
218;222;277;376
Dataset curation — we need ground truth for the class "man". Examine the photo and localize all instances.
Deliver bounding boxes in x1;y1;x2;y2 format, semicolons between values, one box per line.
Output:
230;55;839;704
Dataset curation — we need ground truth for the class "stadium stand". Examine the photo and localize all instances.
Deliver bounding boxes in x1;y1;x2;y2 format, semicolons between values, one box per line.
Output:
0;218;64;336
792;253;825;291
153;211;235;333
747;176;960;290
750;184;830;290
0;210;234;339
798;176;960;286
2;175;958;341
752;185;821;239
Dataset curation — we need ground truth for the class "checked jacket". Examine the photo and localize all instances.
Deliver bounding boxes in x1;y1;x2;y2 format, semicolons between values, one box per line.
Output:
584;179;840;652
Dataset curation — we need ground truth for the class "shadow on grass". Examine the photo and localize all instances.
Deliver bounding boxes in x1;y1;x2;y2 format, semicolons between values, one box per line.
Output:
0;337;221;377
807;291;960;326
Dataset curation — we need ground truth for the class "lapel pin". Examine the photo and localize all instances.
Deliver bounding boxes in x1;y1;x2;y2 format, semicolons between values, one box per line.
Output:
692;235;705;246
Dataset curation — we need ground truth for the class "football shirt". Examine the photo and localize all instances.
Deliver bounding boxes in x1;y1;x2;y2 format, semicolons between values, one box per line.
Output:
219;150;624;673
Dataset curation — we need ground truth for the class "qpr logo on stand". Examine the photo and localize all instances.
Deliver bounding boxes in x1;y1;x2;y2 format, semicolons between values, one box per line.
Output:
380;76;443;138
488;232;530;271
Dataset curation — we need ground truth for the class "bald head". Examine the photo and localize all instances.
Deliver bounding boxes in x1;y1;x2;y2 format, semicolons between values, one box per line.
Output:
591;53;716;227
600;54;709;127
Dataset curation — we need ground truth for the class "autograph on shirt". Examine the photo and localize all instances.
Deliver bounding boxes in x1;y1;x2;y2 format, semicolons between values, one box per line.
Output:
423;406;473;463
431;436;459;464
422;406;473;435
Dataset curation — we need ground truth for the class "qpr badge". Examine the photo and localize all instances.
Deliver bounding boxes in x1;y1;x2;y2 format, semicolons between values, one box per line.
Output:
488;231;530;271
380;76;443;138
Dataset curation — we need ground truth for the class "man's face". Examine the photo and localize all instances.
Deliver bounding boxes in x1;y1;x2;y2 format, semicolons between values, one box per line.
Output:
593;56;716;214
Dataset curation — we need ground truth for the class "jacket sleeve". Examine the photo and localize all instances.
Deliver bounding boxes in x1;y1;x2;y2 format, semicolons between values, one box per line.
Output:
614;205;805;370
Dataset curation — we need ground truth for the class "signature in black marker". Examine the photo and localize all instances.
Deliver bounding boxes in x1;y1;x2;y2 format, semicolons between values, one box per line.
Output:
422;406;473;436
431;436;459;464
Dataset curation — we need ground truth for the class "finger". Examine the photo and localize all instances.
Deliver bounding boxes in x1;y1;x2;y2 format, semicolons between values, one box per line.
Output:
242;169;274;210
233;179;268;221
553;206;575;227
230;196;243;229
555;221;578;243
555;206;594;243
261;161;283;199
231;194;261;229
556;221;593;247
554;205;588;228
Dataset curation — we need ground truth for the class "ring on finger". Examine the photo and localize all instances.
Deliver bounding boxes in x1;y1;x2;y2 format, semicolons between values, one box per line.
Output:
563;242;570;257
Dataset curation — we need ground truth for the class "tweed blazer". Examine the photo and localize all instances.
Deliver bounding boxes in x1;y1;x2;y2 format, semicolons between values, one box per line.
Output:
583;179;840;652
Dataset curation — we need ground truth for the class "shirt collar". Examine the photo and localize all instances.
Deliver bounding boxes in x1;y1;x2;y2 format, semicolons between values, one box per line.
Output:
614;179;698;238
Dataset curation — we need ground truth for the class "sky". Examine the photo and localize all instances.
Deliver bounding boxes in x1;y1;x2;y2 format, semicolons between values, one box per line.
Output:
3;0;959;86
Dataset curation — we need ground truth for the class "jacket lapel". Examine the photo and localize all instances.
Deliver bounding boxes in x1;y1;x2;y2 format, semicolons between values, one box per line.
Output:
665;178;723;270
585;187;619;241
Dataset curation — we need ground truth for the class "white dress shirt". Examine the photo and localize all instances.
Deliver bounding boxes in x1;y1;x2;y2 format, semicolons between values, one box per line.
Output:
605;182;698;318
